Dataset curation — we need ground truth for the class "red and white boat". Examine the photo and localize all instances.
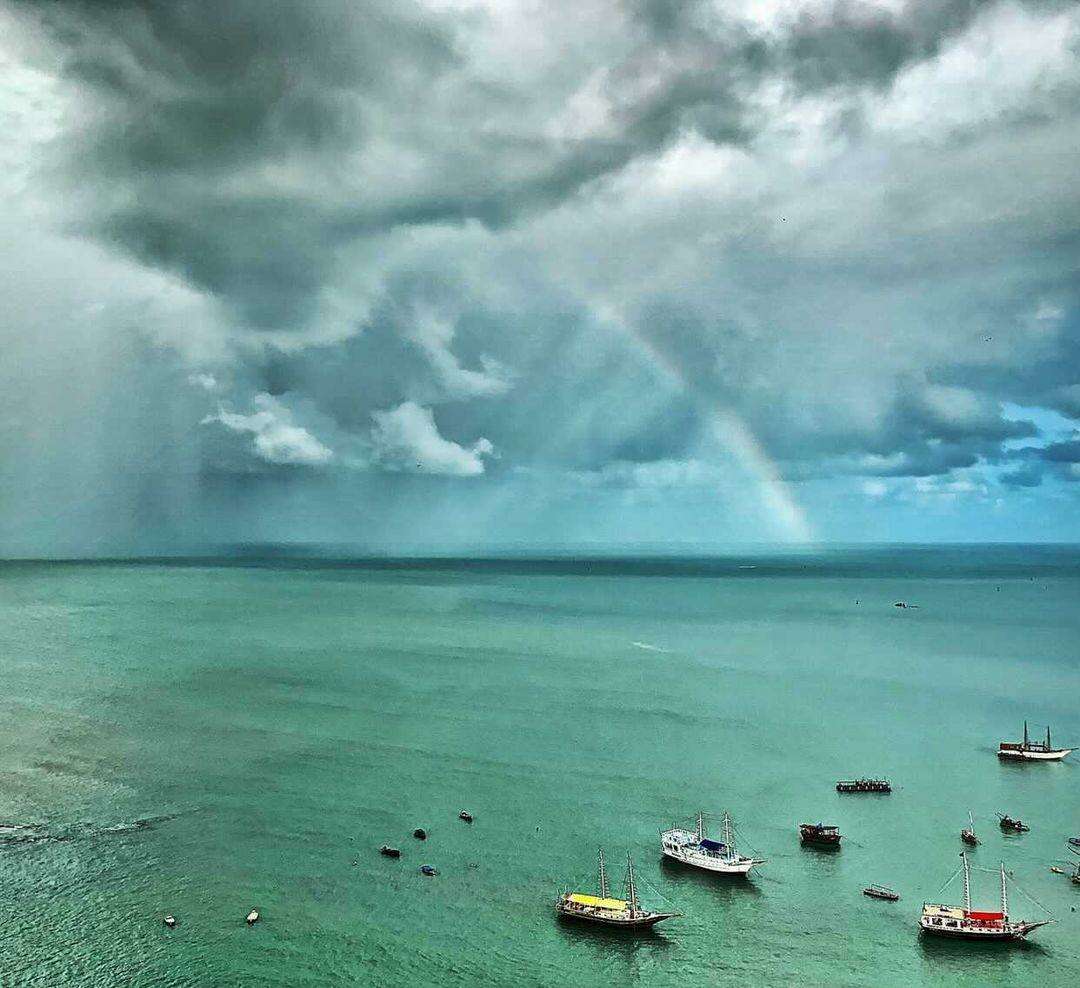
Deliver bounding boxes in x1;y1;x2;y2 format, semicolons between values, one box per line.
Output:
919;853;1051;942
998;721;1072;761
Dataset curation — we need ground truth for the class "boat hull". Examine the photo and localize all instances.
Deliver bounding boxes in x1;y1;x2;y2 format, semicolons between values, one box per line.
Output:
800;832;842;849
919;920;1041;941
661;848;755;875
556;905;675;928
998;747;1072;761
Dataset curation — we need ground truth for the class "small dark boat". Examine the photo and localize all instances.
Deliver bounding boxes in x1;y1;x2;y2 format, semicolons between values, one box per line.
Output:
419;864;438;876
413;828;427;840
799;823;842;848
163;915;177;928
998;814;1029;833
836;778;891;794
863;884;900;902
380;845;401;858
459;810;473;823
961;810;978;846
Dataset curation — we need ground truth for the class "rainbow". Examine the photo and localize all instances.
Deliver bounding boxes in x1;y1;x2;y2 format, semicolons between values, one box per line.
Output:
603;308;814;543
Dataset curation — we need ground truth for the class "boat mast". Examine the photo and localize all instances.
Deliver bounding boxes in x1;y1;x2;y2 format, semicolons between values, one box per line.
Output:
1023;720;1029;747
696;810;704;840
722;811;733;850
968;810;975;837
1046;725;1052;749
598;847;609;899
626;852;639;916
1000;862;1008;919
962;852;971;913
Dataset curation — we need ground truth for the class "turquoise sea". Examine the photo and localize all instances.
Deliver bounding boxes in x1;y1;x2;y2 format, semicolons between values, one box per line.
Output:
1;546;1078;986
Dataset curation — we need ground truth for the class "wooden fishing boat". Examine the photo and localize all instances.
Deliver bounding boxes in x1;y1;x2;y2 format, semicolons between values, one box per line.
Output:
919;853;1051;941
799;823;842;848
863;884;900;901
960;811;978;846
997;814;1029;833
556;849;678;929
380;844;401;858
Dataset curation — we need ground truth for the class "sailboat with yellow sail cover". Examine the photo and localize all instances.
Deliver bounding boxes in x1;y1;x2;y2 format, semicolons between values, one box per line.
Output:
556;848;678;929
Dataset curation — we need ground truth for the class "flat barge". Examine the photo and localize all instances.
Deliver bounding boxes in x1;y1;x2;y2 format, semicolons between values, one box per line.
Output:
836;778;891;793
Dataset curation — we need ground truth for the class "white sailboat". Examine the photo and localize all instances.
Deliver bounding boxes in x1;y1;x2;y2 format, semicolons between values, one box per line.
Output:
660;811;763;876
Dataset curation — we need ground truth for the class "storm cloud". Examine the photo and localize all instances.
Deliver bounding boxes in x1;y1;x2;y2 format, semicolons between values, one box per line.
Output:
1;0;1079;552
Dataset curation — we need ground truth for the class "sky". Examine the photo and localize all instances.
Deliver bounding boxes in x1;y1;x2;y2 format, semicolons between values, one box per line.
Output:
1;0;1079;555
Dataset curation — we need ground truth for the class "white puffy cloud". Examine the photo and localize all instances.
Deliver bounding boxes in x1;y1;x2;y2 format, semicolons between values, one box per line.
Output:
861;479;888;499
370;401;494;476
187;372;218;391
403;307;512;399
204;394;333;468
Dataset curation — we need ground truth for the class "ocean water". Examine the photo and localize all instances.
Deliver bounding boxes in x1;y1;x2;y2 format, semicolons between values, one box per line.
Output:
1;546;1078;986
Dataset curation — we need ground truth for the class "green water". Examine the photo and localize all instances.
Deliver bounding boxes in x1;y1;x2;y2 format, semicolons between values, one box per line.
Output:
1;548;1078;986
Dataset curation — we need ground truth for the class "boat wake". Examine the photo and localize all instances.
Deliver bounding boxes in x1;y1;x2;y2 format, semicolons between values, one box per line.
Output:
631;642;669;653
0;811;186;846
0;823;62;845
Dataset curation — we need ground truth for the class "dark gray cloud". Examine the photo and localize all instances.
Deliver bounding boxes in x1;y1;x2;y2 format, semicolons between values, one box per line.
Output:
1000;464;1044;488
784;0;992;91
1041;438;1080;464
24;0;1037;331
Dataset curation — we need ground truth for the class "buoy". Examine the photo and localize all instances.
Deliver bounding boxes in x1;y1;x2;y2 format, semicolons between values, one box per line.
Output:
413;828;427;840
246;909;260;925
163;915;177;929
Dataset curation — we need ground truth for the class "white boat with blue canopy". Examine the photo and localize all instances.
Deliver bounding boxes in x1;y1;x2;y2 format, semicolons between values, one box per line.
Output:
660;811;764;876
